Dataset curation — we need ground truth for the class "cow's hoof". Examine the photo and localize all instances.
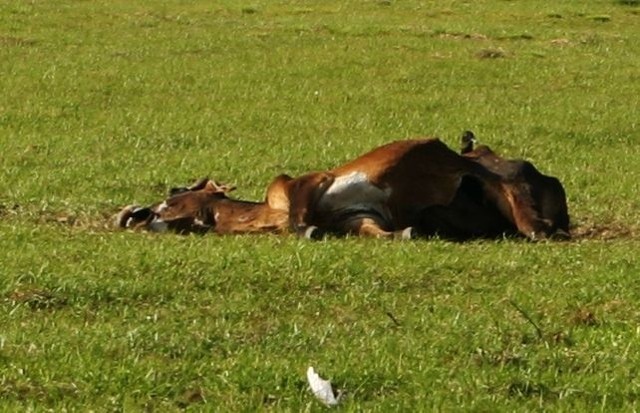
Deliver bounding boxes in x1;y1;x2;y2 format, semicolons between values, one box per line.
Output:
115;205;139;228
394;227;415;240
550;229;571;241
305;225;323;240
115;205;154;229
298;225;323;240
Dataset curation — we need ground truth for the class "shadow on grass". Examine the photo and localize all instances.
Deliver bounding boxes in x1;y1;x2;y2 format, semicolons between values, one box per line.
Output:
6;203;640;242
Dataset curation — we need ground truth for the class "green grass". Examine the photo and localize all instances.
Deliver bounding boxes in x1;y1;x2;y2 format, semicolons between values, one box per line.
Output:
1;0;640;410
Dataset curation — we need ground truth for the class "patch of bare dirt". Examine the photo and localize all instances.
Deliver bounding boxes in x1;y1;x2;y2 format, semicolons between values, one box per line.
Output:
0;36;37;47
176;388;205;408
0;203;20;217
0;205;120;232
37;212;115;231
436;31;488;41
476;48;507;59
571;222;638;241
571;308;598;326
8;288;68;310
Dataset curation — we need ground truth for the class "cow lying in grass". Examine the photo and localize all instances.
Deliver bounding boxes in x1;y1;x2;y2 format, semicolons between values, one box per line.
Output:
117;134;570;240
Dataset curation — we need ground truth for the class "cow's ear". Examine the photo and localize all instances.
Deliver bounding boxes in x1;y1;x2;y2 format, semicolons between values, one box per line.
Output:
205;180;237;194
187;178;211;192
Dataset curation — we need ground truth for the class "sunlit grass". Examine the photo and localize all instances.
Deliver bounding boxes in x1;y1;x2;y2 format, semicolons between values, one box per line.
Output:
1;0;640;410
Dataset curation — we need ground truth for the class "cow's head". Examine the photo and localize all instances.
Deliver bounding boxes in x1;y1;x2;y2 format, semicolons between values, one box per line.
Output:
116;178;236;234
460;131;570;240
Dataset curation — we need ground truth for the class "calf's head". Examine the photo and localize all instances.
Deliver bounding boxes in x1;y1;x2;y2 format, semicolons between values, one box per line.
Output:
116;179;234;234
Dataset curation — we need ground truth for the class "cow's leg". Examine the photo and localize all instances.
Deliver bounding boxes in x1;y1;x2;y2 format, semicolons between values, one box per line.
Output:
351;217;392;238
287;172;335;238
265;174;293;211
417;176;515;240
535;176;571;238
501;186;554;240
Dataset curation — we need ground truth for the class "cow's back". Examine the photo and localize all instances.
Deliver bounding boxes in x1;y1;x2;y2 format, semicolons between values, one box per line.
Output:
332;139;478;204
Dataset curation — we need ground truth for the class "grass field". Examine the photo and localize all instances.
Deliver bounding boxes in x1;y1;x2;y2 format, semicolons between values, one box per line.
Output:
1;0;640;410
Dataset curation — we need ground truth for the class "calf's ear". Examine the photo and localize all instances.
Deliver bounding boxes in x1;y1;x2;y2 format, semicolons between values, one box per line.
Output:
169;177;210;196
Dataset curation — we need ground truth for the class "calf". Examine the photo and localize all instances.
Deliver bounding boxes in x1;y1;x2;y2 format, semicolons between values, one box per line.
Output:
117;179;289;235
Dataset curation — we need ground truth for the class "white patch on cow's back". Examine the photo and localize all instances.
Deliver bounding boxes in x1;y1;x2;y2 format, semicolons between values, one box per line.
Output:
318;171;391;219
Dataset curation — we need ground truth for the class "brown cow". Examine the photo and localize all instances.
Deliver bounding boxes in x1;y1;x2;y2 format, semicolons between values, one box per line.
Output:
117;135;570;240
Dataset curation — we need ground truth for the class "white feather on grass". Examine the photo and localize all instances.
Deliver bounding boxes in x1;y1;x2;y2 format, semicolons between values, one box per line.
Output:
307;366;339;406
